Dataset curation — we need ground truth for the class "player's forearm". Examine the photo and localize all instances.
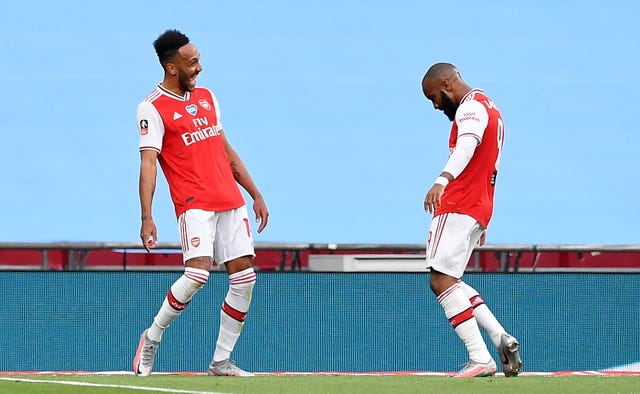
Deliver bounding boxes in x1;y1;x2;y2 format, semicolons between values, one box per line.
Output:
227;151;263;201
139;162;157;219
240;176;264;202
236;168;264;202
441;135;477;179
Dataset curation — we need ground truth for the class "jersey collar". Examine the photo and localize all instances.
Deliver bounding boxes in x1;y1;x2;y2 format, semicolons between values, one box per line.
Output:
460;88;483;103
157;83;190;101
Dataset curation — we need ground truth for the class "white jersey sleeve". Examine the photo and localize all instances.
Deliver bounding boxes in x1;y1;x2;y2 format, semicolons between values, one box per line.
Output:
455;100;488;144
137;101;164;152
442;135;478;179
204;88;223;128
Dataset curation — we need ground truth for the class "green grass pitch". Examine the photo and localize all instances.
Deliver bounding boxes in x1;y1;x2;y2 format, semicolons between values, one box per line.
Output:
0;374;639;394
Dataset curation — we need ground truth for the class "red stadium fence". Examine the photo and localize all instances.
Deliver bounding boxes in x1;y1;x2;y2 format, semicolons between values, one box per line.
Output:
0;242;638;272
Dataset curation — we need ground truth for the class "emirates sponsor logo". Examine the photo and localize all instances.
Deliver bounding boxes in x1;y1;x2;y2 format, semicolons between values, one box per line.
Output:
181;117;221;147
191;237;200;247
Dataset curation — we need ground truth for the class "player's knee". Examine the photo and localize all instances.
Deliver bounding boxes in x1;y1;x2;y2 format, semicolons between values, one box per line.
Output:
183;267;210;293
225;255;254;274
429;269;456;296
185;256;212;271
229;267;256;298
167;267;210;310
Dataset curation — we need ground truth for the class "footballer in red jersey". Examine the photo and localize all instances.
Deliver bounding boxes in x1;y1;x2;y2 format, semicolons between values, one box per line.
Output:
134;29;268;378
421;63;521;378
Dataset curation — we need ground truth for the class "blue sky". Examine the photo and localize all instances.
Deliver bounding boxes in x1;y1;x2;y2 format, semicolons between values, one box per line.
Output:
0;1;638;245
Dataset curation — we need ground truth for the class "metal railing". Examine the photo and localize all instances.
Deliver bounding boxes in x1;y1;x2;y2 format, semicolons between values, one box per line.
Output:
0;242;639;272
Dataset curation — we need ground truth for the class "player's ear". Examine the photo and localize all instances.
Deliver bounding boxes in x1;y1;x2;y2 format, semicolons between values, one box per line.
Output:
165;62;178;76
441;78;452;92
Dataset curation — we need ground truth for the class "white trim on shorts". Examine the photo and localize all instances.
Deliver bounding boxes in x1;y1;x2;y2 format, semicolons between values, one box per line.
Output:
425;212;484;278
177;206;255;267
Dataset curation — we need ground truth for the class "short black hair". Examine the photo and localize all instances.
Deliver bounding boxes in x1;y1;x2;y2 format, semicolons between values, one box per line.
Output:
153;29;190;66
424;63;459;81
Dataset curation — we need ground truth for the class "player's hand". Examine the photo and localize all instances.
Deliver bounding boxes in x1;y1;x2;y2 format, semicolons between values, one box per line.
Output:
140;218;158;252
253;196;269;233
424;184;445;214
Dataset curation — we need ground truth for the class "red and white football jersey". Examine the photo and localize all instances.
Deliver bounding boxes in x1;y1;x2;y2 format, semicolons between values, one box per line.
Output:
435;89;505;228
137;85;244;217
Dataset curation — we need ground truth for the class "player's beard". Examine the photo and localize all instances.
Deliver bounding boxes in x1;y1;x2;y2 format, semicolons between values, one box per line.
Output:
177;69;197;93
440;91;458;121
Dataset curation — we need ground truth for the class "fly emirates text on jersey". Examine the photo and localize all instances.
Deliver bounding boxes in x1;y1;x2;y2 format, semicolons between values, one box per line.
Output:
181;117;221;147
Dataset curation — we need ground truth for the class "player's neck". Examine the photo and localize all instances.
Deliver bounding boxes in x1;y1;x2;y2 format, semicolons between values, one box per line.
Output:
454;83;473;104
160;81;186;97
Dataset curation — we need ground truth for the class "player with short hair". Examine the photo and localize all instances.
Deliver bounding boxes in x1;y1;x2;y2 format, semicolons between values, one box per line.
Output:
133;29;269;377
421;63;522;378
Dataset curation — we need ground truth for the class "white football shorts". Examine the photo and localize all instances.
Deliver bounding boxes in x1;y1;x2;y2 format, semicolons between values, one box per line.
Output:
425;212;484;278
177;206;255;267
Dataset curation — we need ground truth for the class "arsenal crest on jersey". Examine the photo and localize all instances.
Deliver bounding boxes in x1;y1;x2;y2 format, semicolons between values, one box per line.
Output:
198;99;211;111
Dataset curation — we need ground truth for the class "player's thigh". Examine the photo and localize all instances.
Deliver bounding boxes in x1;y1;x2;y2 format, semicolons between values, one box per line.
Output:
213;205;255;269
426;213;483;278
178;208;215;266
